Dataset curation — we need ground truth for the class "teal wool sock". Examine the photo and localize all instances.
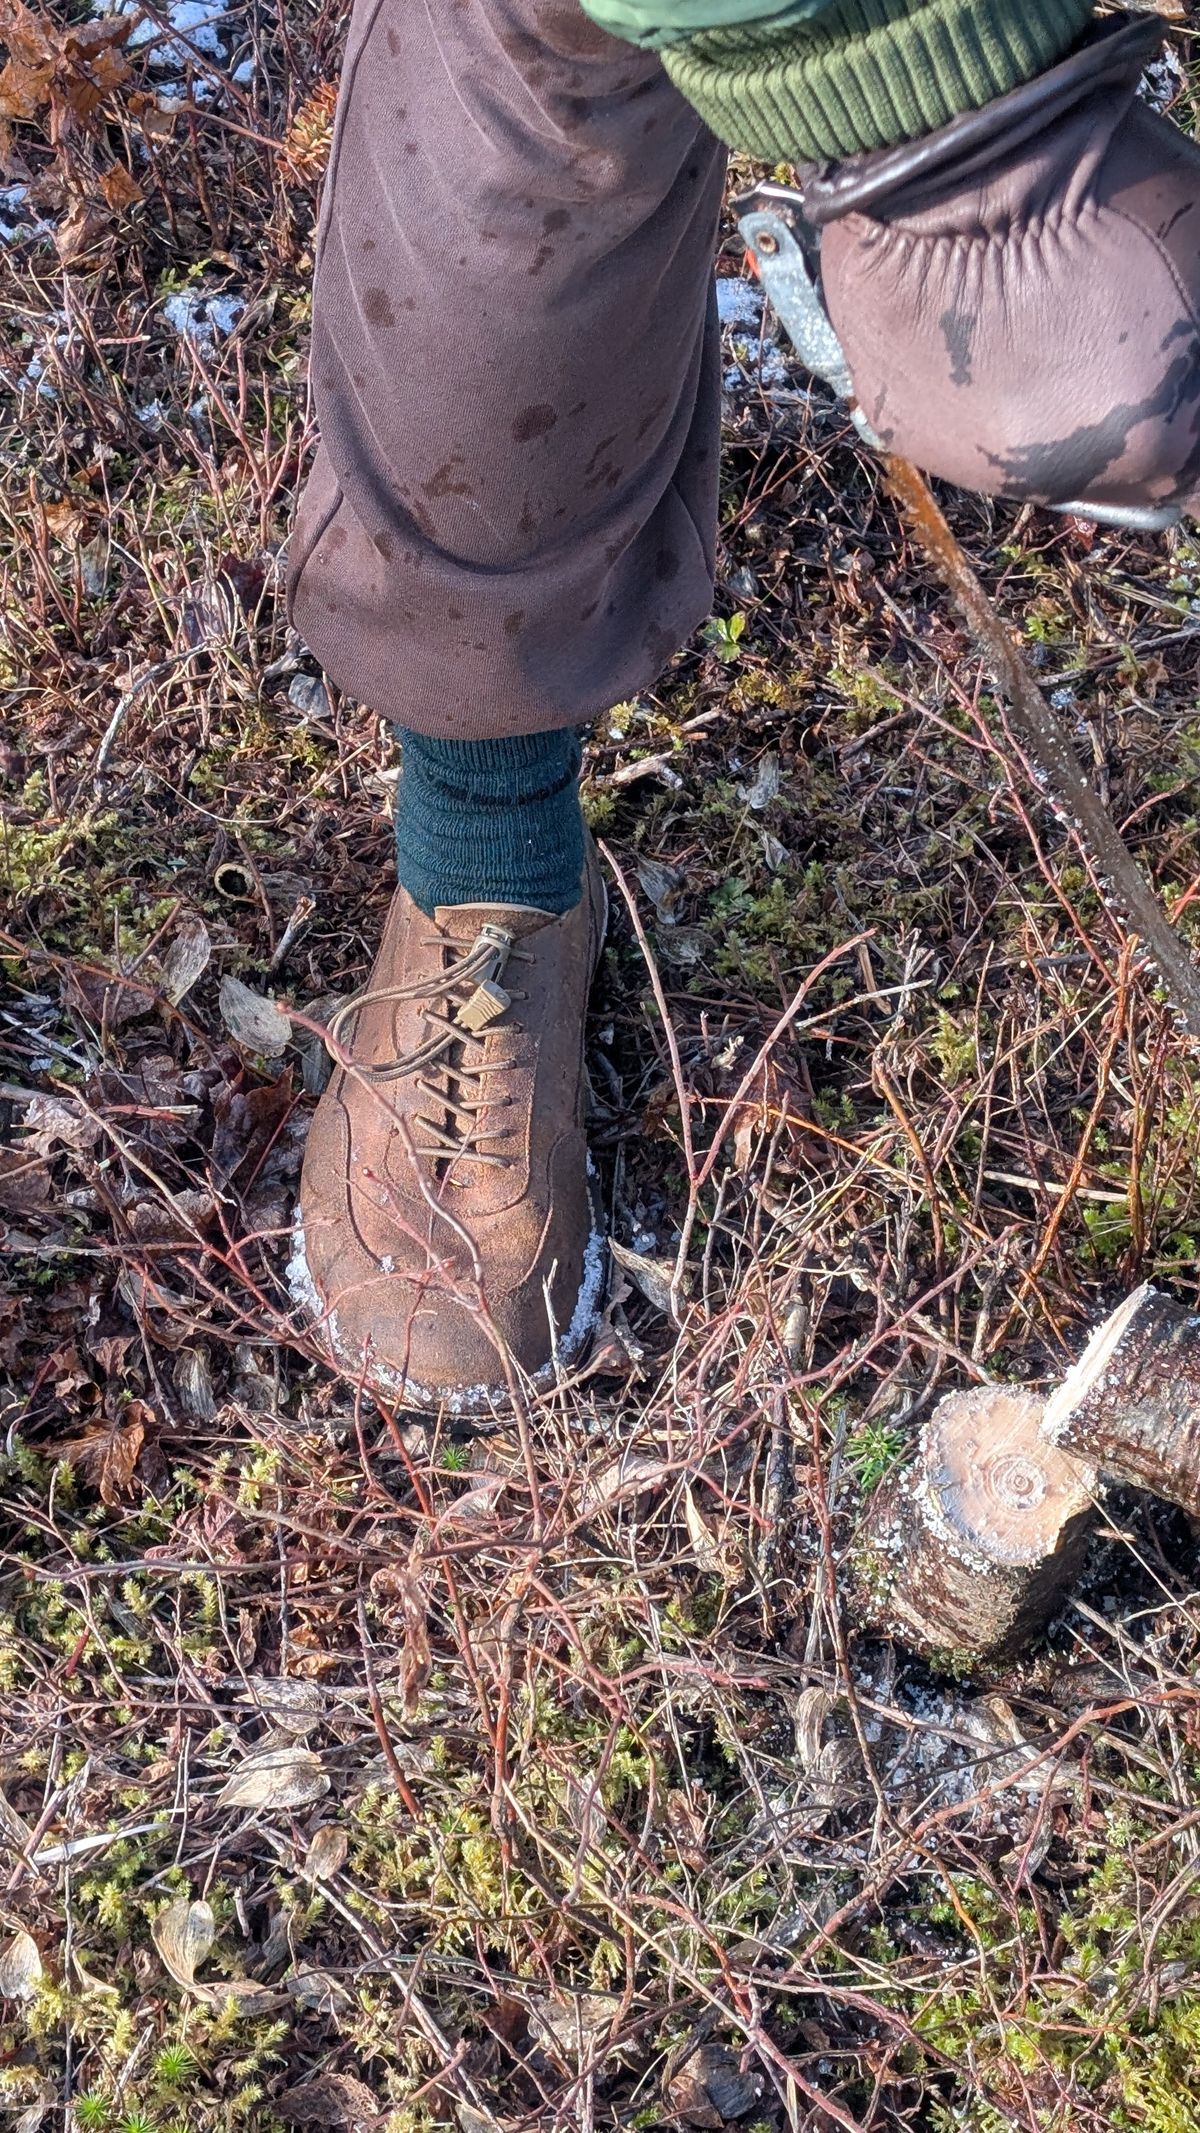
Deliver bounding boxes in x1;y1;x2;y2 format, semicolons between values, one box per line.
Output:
394;727;585;917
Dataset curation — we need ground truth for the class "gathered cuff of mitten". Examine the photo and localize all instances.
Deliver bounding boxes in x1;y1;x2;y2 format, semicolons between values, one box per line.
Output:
660;0;1097;159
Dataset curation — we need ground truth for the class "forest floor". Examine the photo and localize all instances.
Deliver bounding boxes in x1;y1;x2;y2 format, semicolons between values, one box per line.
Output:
6;5;1200;2130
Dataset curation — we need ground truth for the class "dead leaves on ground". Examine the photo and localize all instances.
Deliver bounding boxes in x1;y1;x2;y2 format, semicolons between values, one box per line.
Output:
0;0;142;260
54;1406;147;1505
303;1823;348;1882
665;2041;762;2128
0;0;131;148
218;975;293;1060
371;1561;432;1715
151;1895;214;1990
152;1894;291;2014
0;1928;42;2002
278;2073;382;2130
216;1746;330;1813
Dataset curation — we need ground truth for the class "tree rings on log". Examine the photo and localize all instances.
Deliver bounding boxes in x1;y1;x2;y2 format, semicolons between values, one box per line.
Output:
858;1385;1095;1664
1042;1281;1200;1516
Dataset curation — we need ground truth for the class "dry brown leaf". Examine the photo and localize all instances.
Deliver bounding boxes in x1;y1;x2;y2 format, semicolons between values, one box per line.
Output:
456;2108;507;2133
725;1052;809;1175
12;2085;51;2133
55;1414;144;1505
665;1785;708;1870
372;1563;431;1714
19;1094;101;1160
608;1238;680;1317
217;1747;329;1812
0;1144;53;1219
218;975;292;1057
42;498;87;543
434;1472;507;1531
278;2072;382;2129
635;855;684;922
683;1486;728;1578
654;921;712;967
152;1896;214;1988
174;1347;216;1421
54;200;109;267
303;1824;348;1882
0;1929;42;2001
197;1977;291;2013
237;1676;327;1734
579;1451;668;1515
286;1965;353;2015
158;913;211;1004
98;162;141;210
666;2043;762;2127
529;1992;620;2060
211;1071;294;1181
70;1949;119;1997
0;56;50;122
794;1687;836;1772
0;1790;33;1860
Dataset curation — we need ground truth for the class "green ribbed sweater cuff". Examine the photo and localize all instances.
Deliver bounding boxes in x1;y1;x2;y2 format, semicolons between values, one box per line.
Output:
645;0;1096;160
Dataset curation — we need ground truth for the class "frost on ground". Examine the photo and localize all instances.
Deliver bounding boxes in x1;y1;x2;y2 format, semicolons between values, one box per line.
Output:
102;0;231;66
161;287;245;351
1139;44;1186;114
717;271;797;398
0;185;52;245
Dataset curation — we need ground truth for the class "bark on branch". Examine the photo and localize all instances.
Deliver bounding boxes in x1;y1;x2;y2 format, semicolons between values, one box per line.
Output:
1042;1282;1200;1515
857;1385;1094;1664
858;1283;1200;1665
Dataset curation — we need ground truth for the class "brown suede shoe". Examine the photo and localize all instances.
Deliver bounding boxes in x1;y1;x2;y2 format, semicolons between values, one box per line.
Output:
290;844;607;1412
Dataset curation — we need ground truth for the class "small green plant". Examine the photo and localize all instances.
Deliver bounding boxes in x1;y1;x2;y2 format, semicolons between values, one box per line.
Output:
846;1419;906;1491
703;611;746;661
152;2043;197;2089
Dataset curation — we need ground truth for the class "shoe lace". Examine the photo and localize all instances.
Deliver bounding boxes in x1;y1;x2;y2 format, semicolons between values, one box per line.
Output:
325;924;534;1170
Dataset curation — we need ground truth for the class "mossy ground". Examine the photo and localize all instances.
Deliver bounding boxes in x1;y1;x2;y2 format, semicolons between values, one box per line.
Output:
4;9;1200;2131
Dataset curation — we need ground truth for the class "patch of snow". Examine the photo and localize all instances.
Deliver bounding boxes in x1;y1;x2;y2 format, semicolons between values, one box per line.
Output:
105;0;228;66
231;56;255;83
162;287;244;352
154;74;214;105
22;354;52;398
1139;46;1185;115
716;270;807;402
21;320;70;400
716;275;763;328
135;399;167;431
1050;685;1076;711
166;0;226;51
0;184;52;245
724;340;791;393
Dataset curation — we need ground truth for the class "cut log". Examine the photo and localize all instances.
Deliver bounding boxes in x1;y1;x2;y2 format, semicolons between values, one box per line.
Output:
1041;1282;1200;1514
858;1385;1095;1663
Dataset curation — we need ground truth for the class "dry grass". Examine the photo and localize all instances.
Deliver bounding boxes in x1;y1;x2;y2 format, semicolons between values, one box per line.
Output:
5;6;1200;2130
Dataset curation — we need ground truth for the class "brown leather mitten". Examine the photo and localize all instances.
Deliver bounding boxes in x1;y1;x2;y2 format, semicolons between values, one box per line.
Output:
809;12;1200;517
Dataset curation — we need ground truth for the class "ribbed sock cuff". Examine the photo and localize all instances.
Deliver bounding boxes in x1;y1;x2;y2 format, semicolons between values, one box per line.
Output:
662;0;1096;159
395;728;586;919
